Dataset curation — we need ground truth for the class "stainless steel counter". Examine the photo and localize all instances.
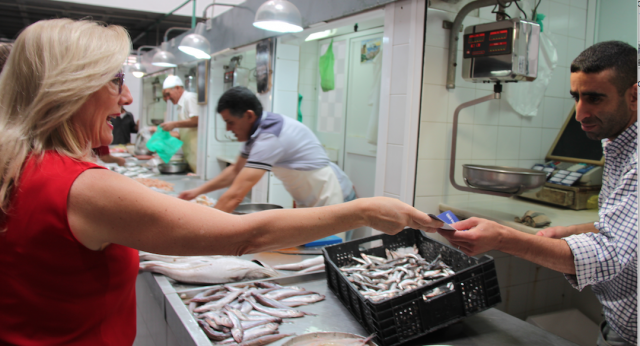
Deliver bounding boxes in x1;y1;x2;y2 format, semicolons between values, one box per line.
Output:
135;174;578;346
137;251;579;346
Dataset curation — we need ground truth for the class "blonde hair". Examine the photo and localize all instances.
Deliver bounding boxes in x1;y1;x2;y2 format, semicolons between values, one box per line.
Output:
0;19;130;215
0;43;12;74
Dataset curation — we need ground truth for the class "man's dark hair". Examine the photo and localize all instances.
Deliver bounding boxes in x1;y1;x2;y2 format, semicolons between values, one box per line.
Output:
570;41;636;96
216;86;263;118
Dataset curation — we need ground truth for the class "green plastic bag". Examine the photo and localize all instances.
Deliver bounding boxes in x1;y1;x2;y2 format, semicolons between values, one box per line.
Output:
319;39;335;92
297;93;303;122
146;128;183;163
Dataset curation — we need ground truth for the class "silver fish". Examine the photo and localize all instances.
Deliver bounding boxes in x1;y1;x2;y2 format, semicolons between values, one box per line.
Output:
224;310;244;343
193;289;244;313
339;246;455;302
139;257;279;284
264;288;312;301
280;294;326;307
240;323;280;343
296;263;325;274
197;319;230;341
247;297;305;318
273;255;324;271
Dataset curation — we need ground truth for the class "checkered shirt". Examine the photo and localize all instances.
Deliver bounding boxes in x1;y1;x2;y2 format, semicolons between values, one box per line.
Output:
564;122;637;344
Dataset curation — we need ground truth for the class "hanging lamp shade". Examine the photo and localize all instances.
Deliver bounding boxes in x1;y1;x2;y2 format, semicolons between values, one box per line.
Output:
253;0;303;33
178;22;211;60
152;42;178;67
131;60;147;78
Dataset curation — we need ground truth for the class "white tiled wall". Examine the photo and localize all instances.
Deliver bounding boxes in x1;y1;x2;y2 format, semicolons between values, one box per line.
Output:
415;1;601;323
266;39;302;208
298;42;319;132
204;51;249;180
373;0;427;204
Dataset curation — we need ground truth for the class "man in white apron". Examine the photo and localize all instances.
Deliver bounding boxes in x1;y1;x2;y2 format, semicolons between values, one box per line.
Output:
159;75;199;172
178;87;355;213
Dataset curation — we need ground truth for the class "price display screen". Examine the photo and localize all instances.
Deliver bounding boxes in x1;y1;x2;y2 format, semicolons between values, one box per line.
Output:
463;27;513;58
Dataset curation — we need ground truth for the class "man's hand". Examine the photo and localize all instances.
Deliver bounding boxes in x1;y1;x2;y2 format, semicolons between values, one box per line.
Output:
178;189;200;201
361;197;444;235
437;217;508;256
115;157;126;166
159;122;176;132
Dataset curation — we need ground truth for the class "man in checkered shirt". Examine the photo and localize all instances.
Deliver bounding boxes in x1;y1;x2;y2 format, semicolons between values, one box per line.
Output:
435;41;637;346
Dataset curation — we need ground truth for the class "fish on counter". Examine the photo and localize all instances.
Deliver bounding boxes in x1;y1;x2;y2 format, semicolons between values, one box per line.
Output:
187;282;325;346
139;254;279;285
339;245;455;302
273;256;324;271
272;255;325;275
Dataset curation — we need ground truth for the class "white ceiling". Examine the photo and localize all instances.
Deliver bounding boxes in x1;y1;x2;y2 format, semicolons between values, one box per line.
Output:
52;0;247;19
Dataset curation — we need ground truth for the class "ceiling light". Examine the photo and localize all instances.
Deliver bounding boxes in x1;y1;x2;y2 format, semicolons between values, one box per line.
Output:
305;29;337;41
152;42;178;67
179;22;211;60
253;0;303;33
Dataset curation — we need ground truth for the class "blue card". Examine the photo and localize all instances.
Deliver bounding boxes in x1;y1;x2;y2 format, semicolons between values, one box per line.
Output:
438;210;460;224
428;213;458;231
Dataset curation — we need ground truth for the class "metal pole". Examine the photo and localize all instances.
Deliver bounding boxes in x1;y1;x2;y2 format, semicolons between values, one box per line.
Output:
192;0;196;28
132;0;192;44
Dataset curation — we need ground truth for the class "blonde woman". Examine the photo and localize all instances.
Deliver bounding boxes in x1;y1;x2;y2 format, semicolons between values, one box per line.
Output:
0;19;442;345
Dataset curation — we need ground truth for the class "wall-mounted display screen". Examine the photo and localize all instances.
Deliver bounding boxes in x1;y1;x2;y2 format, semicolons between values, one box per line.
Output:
463;28;513;58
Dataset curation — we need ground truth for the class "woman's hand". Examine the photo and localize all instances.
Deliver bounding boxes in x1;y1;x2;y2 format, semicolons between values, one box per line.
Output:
361;197;443;235
437;217;509;256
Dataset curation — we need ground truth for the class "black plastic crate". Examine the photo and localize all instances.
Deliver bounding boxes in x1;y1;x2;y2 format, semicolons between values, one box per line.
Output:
322;228;501;346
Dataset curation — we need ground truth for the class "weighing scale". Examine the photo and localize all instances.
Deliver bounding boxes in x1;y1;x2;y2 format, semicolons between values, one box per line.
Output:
518;106;603;210
447;12;547;198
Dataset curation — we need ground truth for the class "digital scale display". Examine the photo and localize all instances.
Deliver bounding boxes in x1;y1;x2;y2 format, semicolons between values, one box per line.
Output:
463;28;513;58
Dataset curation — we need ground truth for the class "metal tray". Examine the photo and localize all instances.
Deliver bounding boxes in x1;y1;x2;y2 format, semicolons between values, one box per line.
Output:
282;332;378;346
463;164;546;194
159;162;188;174
171;272;369;346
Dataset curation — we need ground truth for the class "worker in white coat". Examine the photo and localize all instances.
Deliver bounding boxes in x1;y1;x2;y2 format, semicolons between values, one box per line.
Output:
178;86;355;213
159;75;199;172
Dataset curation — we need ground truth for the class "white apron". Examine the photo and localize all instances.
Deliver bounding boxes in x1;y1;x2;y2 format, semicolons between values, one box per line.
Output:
179;127;198;172
271;165;344;208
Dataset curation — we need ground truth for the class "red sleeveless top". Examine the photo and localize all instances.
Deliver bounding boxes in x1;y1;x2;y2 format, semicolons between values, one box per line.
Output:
0;151;139;345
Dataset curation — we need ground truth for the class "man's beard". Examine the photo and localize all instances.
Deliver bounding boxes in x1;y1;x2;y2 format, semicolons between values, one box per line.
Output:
582;99;630;140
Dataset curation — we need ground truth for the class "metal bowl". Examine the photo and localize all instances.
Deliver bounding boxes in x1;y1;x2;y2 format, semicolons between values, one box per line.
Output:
158;162;188;174
282;332;378;346
150;119;163;126
232;203;283;215
463;164;546;194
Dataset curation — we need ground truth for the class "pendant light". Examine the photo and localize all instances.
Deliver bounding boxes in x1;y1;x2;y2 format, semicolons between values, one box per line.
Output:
152;42;178;67
131;59;147;78
178;22;211;60
253;0;303;33
130;45;156;78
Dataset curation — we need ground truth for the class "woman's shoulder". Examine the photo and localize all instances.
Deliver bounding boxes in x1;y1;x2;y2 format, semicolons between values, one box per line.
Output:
24;151;103;177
